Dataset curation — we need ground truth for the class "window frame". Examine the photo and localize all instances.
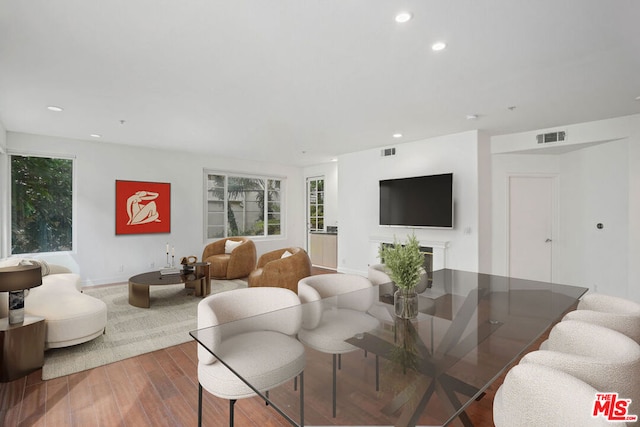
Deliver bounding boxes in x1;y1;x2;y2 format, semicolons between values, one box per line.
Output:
203;169;286;242
6;150;77;256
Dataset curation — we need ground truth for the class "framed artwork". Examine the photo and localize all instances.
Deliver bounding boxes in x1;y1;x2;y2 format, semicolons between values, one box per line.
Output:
115;180;171;235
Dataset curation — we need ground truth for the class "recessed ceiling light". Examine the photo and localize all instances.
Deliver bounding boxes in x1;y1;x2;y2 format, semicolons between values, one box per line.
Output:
47;106;64;112
331;158;338;162
466;114;478;120
395;12;412;23
393;133;403;138
90;134;101;138
431;42;447;51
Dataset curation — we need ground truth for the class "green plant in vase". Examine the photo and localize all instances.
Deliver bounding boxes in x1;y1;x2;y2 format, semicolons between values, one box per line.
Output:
379;234;425;319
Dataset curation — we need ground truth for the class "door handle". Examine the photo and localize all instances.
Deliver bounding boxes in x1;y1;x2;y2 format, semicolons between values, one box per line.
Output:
545;238;552;243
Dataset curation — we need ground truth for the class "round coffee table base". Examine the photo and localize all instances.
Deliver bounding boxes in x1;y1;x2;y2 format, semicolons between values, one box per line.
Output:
128;282;152;308
128;264;211;308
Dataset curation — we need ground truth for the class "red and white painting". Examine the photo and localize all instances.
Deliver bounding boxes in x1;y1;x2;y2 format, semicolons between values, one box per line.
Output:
115;180;171;235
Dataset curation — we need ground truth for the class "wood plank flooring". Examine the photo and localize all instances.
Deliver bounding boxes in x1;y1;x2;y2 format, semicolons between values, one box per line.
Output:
0;267;554;427
0;327;551;427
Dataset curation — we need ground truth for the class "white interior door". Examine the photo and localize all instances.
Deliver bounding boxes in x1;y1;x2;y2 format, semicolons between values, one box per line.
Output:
509;176;554;282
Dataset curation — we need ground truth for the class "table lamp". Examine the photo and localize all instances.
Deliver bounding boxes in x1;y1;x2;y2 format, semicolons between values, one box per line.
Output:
0;264;42;324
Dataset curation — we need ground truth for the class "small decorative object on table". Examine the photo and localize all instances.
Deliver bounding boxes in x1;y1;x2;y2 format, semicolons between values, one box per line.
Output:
180;255;198;274
379;234;425;319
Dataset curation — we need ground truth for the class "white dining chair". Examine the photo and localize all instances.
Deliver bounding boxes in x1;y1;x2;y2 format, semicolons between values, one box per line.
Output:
297;273;379;417
577;293;640;315
196;287;305;427
563;308;640;344
519;320;640;417
570;293;640;343
493;363;621;426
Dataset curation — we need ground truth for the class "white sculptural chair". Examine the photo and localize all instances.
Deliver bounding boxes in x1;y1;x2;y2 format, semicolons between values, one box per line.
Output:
519;320;640;417
297;273;379;417
196;287;305;427
568;293;640;344
493;363;621;427
563;309;640;344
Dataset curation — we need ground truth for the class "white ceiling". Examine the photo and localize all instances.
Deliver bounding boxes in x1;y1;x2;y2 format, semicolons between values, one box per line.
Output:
1;0;639;166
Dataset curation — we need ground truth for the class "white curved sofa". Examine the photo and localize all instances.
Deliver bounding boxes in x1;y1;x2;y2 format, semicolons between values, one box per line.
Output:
0;259;107;349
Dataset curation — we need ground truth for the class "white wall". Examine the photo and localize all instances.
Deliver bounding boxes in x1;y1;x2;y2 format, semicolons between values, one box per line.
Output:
491;114;640;301
4;132;306;286
337;131;486;276
0;121;6;257
0;121;6;150
629;138;640;303
477;131;492;273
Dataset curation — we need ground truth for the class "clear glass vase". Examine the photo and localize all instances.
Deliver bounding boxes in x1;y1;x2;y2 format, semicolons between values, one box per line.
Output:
394;288;418;319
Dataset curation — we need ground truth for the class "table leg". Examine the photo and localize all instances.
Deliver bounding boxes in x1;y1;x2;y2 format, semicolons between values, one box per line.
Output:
129;282;150;308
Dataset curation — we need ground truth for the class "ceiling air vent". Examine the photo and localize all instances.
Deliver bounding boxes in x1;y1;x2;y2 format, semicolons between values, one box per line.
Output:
381;147;396;157
536;131;566;144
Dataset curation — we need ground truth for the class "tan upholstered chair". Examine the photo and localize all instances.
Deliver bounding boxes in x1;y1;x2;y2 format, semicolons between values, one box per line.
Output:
248;247;311;293
202;237;256;280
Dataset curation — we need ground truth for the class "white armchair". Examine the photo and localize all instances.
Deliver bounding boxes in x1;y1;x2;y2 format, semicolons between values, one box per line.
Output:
196;287;305;427
493;363;618;426
519;320;640;417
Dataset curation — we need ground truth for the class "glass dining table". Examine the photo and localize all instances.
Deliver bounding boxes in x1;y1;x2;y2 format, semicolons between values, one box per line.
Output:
190;269;588;427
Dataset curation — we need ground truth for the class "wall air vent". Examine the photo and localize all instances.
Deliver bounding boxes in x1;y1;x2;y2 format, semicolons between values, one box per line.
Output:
381;147;396;157
536;131;567;144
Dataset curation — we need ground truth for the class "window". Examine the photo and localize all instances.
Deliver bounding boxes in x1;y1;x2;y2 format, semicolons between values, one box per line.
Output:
10;154;74;254
205;172;282;239
307;177;324;231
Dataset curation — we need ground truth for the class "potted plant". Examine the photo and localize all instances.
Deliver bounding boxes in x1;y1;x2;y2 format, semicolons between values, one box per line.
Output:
378;234;425;319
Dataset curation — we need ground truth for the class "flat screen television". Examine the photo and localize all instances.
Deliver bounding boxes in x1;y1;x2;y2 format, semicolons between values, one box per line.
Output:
379;173;454;228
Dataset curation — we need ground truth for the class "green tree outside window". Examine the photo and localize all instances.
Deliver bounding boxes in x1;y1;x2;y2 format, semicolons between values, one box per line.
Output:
11;155;73;253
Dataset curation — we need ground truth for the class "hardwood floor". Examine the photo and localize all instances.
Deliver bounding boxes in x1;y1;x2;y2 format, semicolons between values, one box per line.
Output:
0;268;554;427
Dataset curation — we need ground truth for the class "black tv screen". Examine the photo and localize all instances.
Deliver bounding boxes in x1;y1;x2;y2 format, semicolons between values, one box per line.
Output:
379;173;453;228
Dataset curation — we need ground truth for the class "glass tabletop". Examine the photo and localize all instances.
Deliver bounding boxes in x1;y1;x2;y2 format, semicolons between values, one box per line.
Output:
190;269;588;427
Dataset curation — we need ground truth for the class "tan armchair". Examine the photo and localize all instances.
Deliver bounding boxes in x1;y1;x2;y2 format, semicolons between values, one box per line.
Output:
202;237;256;279
248;247;311;293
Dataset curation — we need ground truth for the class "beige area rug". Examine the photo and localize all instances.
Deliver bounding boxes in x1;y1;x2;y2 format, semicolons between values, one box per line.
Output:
41;278;247;380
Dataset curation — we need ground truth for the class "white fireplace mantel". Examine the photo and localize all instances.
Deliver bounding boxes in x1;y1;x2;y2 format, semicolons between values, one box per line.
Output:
369;236;449;271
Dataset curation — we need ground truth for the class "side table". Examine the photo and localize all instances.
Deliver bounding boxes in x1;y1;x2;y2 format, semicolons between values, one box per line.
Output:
192;262;211;297
0;315;46;382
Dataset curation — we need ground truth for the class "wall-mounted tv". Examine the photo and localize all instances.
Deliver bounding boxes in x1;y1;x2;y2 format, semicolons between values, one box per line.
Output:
379;173;454;228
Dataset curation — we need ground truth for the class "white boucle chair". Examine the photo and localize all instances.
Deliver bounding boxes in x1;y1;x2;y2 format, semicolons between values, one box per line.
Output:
568;293;640;344
519;320;640;417
563;309;640;344
25;270;107;349
493;363;620;427
0;259;107;349
196;287;305;427
297;273;379;418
